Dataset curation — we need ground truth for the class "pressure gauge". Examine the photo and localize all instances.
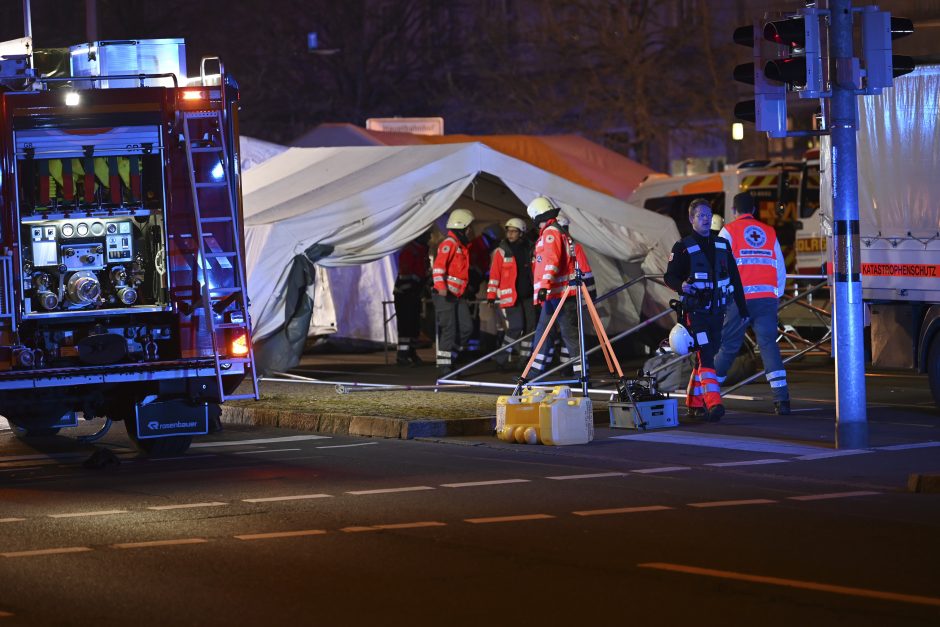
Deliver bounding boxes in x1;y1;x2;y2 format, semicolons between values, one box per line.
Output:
76;222;89;237
61;223;74;237
91;222;105;236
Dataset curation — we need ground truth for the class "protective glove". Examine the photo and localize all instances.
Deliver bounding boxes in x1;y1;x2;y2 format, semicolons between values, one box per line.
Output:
537;288;548;304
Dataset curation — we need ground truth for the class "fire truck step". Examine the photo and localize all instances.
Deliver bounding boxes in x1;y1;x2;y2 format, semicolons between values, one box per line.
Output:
200;216;233;223
190;146;223;153
224;393;259;401
205;252;237;258
209;287;242;294
195;181;228;188
222;358;253;365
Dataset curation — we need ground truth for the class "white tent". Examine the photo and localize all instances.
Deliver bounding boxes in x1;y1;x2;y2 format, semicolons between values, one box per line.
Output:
243;142;679;348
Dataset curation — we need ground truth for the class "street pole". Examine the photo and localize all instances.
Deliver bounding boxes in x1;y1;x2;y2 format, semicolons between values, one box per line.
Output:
828;0;868;448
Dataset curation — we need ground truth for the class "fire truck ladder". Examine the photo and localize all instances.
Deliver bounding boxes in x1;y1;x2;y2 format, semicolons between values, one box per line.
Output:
182;109;259;403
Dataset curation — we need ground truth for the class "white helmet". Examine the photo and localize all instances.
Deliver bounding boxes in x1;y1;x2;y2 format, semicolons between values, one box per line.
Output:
710;214;724;232
504;217;526;233
668;324;695;356
526;196;556;221
446;208;474;230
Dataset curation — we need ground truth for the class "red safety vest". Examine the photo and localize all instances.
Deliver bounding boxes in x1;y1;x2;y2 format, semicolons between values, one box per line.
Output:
432;231;470;297
533;220;579;302
725;214;781;299
486;243;519;308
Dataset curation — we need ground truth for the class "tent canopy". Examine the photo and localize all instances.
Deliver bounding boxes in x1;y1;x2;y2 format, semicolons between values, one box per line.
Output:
294;123;655;203
243;142;678;342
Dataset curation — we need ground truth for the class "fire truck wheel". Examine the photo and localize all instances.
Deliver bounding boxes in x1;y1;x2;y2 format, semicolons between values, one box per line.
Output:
928;334;940;408
123;418;193;457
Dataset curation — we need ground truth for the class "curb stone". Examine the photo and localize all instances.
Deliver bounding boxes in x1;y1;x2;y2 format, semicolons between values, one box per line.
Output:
221;405;495;439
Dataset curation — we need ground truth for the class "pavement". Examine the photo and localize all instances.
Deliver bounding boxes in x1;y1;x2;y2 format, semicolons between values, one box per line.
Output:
222;347;940;480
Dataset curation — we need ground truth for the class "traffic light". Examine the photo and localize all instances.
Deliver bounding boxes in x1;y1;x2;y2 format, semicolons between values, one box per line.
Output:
861;8;915;92
733;23;787;138
762;12;824;97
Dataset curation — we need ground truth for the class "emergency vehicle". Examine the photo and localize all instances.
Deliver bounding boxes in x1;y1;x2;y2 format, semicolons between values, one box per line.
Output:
0;38;258;455
628;156;822;273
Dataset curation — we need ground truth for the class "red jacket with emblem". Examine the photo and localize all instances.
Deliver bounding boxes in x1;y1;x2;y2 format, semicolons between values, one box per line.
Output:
719;214;786;300
533;219;586;302
432;231;470;297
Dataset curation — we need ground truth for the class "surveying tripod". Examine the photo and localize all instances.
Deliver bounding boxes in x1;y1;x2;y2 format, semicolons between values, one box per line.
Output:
513;240;630;403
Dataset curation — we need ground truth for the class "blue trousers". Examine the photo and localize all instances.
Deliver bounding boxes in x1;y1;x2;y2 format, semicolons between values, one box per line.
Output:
714;298;789;402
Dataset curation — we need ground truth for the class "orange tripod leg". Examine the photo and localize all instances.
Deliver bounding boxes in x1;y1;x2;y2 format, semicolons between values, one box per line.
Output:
581;284;625;378
519;289;570;380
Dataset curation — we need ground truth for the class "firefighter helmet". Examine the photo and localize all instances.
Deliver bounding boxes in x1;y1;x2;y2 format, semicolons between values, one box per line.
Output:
446;208;474;230
526;196;557;221
668;324;695;356
710;214;724;232
556;213;570;227
504;217;526;233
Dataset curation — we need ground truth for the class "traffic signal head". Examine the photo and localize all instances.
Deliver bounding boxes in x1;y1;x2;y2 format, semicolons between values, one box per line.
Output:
861;9;915;92
733;22;787;137
762;14;823;96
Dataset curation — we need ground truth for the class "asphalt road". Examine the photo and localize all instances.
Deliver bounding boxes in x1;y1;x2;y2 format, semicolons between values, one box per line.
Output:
1;403;939;626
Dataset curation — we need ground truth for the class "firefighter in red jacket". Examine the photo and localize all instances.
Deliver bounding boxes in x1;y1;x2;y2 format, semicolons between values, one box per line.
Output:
486;217;535;368
432;209;474;374
526;197;584;378
393;230;431;366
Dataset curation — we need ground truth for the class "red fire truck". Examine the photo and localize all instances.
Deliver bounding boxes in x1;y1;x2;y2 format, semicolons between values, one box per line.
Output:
0;39;258;455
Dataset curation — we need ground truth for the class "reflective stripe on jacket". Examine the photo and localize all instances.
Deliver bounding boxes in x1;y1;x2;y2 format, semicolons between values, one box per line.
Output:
682;234;732;311
432;231;470;297
720;214;784;300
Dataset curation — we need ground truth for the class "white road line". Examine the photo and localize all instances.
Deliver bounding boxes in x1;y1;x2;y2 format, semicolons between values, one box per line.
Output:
465;514;555;524
243;494;332;503
440;479;530;488
192;435;331;449
875;442;940;451
612;432;827;456
0;518;25;523
146;502;228;511
706;459;790;467
574;505;673;516
787;491;881;501
49;510;128;519
789;407;824;412
795;450;873;460
2;546;92;558
235;529;327;540
316;442;379;449
688;498;776;508
346;486;434;496
632;466;691;474
233;448;302;455
545;472;626;480
113;538;207;549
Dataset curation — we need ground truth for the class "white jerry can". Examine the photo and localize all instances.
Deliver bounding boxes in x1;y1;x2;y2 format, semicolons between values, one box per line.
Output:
539;390;593;446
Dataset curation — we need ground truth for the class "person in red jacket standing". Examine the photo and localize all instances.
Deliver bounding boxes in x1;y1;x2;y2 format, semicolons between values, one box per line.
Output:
715;191;790;414
526;197;583;378
432;208;474;374
486;217;535;368
393;230;431;366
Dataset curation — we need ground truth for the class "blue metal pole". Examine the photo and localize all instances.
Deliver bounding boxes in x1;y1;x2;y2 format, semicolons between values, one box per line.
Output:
829;0;868;448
